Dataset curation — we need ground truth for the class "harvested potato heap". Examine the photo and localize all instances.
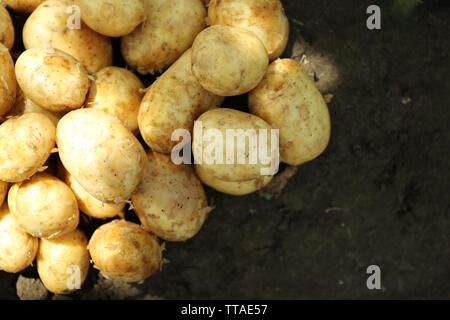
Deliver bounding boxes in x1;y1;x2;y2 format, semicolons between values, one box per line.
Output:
0;0;332;294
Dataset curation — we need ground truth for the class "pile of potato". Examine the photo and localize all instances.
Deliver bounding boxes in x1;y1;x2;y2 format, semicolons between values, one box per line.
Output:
0;0;331;295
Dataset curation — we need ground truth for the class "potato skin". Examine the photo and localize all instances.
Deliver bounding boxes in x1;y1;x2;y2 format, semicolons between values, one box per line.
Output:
249;59;331;166
37;229;90;294
121;0;206;75
2;0;47;13
0;182;7;207
0;204;39;273
138;49;224;154
86;67;144;133
132;152;213;242
0;6;14;50
0;44;16;117
15;48;90;112
208;0;289;61
57;109;147;203
192;25;269;96
88;220;163;283
23;0;113;74
0;113;56;183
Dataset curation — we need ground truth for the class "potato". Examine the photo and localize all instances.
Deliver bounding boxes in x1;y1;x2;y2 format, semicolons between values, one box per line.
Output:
208;0;289;61
195;164;273;196
9;173;79;239
2;0;47;13
0;204;38;273
57;109;147;203
0;181;7;206
15;48;90;113
193;108;278;182
132;152;213;242
0;44;16;117
86;67;144;133
88;220;163;283
121;0;206;75
74;0;146;37
138;49;224;154
58;162;125;219
0;5;14;50
23;0;113;74
192;25;269;96
37;229;90;294
0;113;56;183
249;59;331;166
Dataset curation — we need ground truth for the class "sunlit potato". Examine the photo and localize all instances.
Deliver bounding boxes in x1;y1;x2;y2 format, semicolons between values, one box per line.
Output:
0;5;14;50
0;44;16;117
2;0;47;13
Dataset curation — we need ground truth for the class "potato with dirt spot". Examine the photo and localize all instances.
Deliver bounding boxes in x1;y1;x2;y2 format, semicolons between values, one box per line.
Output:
138;49;224;154
0;204;39;273
88;220;163;283
37;229;90;294
191;25;269;96
15;48;90;113
0;44;16;117
0;113;56;183
2;0;47;13
57;108;147;203
23;0;113;74
249;59;331;166
0;182;7;206
0;5;14;50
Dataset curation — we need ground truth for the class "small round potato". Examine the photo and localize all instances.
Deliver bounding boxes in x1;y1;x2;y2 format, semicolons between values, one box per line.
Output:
249;59;331;166
191;25;269;96
0;44;16;117
74;0;146;37
0;181;7;206
57;109;147;203
15;48;90;112
37;229;90;294
208;0;289;61
121;0;206;74
0;5;14;50
0;204;39;273
2;0;47;13
9;173;79;239
132;152;213;242
23;0;113;74
88;220;163;283
0;113;56;183
138;49;224;154
86;67;144;133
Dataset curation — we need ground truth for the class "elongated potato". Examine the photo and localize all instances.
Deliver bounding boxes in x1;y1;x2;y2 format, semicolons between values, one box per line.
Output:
121;0;206;74
74;0;146;37
249;59;331;166
192;25;269;96
0;204;38;273
57;109;147;203
132;152;213;242
86;67;144;133
0;44;16;117
0;5;14;50
23;0;113;74
0;182;7;206
0;113;56;183
138;49;224;154
88;220;163;283
16;48;90;112
37;229;90;294
208;0;289;61
2;0;47;13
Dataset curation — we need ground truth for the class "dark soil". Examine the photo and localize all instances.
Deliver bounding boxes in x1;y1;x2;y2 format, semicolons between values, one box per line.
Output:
2;0;449;299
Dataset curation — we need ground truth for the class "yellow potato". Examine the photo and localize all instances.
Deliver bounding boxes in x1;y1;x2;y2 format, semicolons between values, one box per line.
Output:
15;48;90;112
88;220;163;283
0;204;38;273
2;0;47;13
193;108;278;182
138;49;224;154
57;109;147;203
74;0;146;37
37;229;90;294
249;59;331;166
0;113;56;183
195;164;272;196
0;5;14;50
9;173;79;239
208;0;289;61
192;25;269;96
0;181;7;206
23;0;113;74
86;67;144;133
121;0;206;74
0;44;16;117
132;152;213;242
